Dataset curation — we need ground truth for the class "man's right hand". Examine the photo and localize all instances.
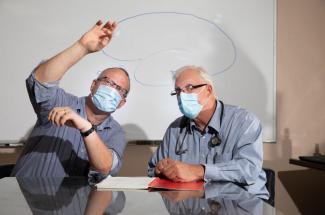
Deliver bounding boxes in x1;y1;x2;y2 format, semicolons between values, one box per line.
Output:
155;158;204;182
78;20;117;54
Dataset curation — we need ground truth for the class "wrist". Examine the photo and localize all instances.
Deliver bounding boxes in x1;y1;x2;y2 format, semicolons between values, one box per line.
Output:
75;41;90;56
80;124;96;137
194;164;205;180
79;121;92;133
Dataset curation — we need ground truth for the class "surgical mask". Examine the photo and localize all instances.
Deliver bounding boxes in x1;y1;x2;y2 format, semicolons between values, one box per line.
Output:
92;85;122;112
177;92;203;119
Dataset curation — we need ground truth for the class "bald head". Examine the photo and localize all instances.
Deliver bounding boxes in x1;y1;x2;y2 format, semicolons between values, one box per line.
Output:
98;67;130;96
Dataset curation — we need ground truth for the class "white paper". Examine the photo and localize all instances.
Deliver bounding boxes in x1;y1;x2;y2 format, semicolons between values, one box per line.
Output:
96;177;155;190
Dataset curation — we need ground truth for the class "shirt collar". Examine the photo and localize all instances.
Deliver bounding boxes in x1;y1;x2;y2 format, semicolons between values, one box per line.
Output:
77;97;112;130
208;100;222;133
189;99;221;134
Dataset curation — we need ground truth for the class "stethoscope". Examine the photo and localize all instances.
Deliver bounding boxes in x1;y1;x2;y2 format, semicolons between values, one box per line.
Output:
175;100;224;155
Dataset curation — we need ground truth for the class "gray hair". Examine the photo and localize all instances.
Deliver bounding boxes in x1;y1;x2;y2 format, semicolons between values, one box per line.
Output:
173;66;216;96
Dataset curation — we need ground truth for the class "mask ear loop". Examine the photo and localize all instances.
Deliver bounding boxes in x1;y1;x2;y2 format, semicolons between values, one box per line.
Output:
197;84;213;108
90;79;100;97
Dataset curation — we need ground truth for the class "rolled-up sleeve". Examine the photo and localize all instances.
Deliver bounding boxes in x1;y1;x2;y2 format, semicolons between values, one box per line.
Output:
105;126;127;176
204;114;263;185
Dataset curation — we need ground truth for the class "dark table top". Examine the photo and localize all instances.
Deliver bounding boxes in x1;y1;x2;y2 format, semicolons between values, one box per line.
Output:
0;177;275;214
289;158;325;171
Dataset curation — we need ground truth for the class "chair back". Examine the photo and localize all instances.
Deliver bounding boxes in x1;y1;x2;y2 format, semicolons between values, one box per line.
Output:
0;164;15;179
263;167;275;206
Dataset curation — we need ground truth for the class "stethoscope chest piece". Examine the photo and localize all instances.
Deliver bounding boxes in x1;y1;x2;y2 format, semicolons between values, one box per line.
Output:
209;135;221;147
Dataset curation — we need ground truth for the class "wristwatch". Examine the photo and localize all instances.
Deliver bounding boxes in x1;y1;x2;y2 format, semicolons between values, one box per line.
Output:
80;124;96;137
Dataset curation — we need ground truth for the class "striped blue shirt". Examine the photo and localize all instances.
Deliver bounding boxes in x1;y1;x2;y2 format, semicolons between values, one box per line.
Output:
148;100;269;199
12;72;126;177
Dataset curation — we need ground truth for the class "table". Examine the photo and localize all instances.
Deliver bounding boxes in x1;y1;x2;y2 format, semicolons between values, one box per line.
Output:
289;158;325;171
0;177;275;214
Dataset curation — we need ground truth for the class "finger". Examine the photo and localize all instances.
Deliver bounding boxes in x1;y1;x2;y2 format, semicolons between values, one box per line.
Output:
92;20;103;29
102;20;114;30
99;33;112;40
49;108;61;123
102;28;113;37
157;159;169;171
165;163;182;180
53;111;65;126
162;159;175;170
59;112;70;126
163;165;177;178
165;158;174;166
156;159;164;167
64;108;72;115
156;164;164;174
165;170;179;181
48;109;55;121
111;21;117;30
154;167;161;175
53;108;69;125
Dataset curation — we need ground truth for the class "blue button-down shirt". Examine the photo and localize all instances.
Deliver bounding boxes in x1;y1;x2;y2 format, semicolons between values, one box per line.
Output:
11;71;126;177
148;100;269;199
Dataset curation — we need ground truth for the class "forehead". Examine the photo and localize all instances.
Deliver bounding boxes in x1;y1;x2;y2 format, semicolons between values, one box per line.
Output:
100;68;129;89
175;69;204;87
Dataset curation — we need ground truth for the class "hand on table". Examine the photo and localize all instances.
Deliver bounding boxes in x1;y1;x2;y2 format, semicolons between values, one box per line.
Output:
155;158;204;182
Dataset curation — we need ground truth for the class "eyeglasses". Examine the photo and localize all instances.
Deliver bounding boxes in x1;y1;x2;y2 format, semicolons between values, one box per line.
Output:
97;76;128;98
170;84;207;96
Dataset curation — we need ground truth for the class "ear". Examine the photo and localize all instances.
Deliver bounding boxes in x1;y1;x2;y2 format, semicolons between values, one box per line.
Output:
90;80;97;94
117;98;126;109
206;84;213;95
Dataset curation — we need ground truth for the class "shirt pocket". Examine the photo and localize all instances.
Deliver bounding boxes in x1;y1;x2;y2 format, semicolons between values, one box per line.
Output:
213;152;233;163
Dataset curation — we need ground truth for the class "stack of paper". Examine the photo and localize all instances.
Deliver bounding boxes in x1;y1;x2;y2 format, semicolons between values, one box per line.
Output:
96;177;204;191
96;177;155;190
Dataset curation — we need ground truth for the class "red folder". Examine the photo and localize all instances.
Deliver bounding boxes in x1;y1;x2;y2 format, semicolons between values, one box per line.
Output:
148;178;204;191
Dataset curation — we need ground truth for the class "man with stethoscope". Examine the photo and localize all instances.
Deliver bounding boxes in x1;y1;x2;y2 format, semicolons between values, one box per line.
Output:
148;66;269;200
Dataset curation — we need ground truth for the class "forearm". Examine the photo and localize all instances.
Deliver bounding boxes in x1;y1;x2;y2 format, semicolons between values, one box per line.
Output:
34;41;88;83
204;159;260;184
189;164;205;180
82;125;113;175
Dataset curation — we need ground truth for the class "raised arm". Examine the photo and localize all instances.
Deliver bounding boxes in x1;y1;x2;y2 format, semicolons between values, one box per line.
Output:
34;20;117;83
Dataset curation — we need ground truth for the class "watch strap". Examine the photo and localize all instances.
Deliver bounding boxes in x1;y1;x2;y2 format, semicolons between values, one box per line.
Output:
80;124;96;137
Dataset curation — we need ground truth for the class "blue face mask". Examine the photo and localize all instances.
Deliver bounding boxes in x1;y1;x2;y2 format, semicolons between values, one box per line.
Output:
177;92;203;119
92;85;122;113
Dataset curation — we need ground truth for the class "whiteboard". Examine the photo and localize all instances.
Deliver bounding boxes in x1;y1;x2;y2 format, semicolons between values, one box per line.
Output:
0;0;276;142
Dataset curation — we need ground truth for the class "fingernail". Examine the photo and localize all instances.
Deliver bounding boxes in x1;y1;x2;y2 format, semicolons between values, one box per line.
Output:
96;20;102;26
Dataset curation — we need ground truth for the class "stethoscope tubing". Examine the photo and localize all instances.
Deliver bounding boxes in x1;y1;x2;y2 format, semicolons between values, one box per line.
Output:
175;100;224;155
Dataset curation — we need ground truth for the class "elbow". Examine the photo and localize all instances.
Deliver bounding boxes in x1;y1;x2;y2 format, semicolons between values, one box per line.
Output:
240;165;260;185
94;163;112;176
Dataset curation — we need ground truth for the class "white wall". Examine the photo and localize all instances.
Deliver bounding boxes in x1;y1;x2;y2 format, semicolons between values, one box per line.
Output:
0;0;275;141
